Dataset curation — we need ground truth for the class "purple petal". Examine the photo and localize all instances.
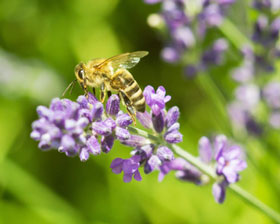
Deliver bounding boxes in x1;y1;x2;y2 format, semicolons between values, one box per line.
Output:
123;159;140;174
106;94;120;116
92;102;103;120
133;170;142;181
116;112;133;128
175;168;202;185
78;108;93;122
269;112;280;129
30;130;41;141
101;135;114;153
110;158;124;174
87;92;98;105
151;104;163;116
92;121;112;136
143;85;155;105
86;136;101;155
50;98;65;111
37;106;53;119
156;86;166;98
158;162;171;182
212;182;226;204
79;147;90;162
224;146;242;161
223;166;239;183
199;136;213;163
168;158;188;170
77;95;88;108
77;117;89;129
165;106;180;128
158;171;165;182
134;144;154;161
214;135;227;157
173;26;195;48
123;173;133;183
120;135;150;147
115;127;130;141
130;154;142;163
136;111;153;129
164;130;183;143
152;111;165;133
104;118;116;131
161;46;180;63
166;122;180;132
38;138;51;150
61;134;75;150
146;155;161;173
157;146;174;161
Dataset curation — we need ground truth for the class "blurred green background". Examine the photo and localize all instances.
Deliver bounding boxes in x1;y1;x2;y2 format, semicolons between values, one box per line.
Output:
0;0;279;223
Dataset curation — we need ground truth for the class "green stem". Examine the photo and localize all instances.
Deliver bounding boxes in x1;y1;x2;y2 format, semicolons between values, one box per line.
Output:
219;19;254;51
229;185;280;223
129;126;280;223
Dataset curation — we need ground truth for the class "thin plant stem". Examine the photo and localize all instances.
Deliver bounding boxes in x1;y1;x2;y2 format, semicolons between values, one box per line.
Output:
129;126;280;223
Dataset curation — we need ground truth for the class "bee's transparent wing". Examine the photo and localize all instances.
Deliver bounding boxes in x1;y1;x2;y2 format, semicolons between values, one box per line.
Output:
96;51;149;72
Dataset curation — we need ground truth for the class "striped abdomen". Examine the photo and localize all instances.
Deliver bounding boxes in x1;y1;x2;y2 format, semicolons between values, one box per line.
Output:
124;79;145;112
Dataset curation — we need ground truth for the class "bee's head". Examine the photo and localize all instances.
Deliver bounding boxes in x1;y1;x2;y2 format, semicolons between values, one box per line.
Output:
74;63;86;84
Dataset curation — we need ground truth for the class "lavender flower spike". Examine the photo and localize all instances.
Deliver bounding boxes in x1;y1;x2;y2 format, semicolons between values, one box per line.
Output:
31;93;134;161
216;145;247;183
31;93;105;161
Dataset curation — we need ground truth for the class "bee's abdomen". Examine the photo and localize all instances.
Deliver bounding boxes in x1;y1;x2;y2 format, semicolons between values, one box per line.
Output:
124;80;145;112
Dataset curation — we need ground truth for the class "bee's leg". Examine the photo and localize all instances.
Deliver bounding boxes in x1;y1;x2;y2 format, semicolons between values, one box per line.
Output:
107;91;112;98
80;82;88;97
92;87;96;96
100;83;107;103
119;91;136;125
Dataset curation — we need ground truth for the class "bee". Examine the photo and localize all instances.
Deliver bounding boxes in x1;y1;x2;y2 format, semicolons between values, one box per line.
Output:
71;51;149;121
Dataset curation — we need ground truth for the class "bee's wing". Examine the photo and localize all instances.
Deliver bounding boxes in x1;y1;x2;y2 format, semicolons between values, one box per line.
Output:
96;51;149;72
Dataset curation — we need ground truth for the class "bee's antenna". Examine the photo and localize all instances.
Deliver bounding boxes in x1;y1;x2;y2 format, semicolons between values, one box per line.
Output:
62;79;77;97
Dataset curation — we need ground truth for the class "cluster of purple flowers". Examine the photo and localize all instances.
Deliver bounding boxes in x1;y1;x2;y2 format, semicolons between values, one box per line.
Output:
228;1;280;133
31;93;133;161
199;135;247;203
111;85;184;182
144;0;233;77
31;84;247;204
184;38;228;78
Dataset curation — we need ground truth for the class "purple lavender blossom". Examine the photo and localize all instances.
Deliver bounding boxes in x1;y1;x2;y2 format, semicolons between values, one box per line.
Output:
31;93;132;161
199;3;224;28
216;145;247;183
185;38;228;78
269;112;280;129
143;85;171;116
212;180;228;203
113;85;183;182
110;155;142;182
200;38;228;68
145;0;235;74
263;82;280;109
198;135;247;203
140;86;182;144
198;135;247;182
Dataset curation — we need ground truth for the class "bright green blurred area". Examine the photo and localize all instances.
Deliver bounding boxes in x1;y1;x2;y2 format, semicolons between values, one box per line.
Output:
0;0;279;223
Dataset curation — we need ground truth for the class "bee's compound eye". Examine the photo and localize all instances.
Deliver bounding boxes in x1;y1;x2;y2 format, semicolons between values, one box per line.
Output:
78;69;85;79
